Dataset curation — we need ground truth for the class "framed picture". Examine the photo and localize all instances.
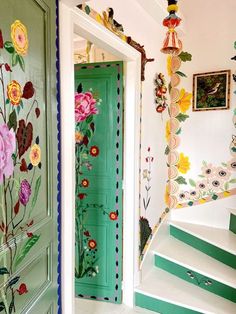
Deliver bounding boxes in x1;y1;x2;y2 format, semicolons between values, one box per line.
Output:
193;70;231;111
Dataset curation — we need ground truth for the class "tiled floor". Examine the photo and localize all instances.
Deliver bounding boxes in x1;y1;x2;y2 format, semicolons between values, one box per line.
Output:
75;298;157;314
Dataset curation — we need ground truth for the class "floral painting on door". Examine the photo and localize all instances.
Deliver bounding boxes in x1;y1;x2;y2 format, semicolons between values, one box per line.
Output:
0;20;43;313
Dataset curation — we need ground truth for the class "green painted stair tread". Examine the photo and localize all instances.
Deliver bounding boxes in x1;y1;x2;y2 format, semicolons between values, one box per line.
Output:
136;293;200;314
170;221;236;268
153;236;236;289
135;268;236;314
155;255;236;303
229;213;236;235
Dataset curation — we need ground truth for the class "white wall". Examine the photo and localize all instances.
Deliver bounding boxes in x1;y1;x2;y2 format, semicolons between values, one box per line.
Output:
172;0;236;226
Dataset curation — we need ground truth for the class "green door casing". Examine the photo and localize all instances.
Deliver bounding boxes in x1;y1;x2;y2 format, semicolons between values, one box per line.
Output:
74;62;123;303
0;0;59;313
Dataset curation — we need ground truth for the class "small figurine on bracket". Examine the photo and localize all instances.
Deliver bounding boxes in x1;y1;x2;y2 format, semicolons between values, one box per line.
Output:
107;8;124;32
103;7;124;34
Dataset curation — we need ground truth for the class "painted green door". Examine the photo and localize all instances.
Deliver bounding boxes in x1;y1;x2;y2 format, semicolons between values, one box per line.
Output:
0;1;59;313
74;62;123;303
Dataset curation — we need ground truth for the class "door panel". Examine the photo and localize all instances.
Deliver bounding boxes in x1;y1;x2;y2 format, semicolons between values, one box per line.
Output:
74;62;123;303
0;0;59;313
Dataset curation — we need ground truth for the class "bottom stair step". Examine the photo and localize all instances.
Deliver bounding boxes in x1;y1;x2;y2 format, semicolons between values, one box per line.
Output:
135;268;236;314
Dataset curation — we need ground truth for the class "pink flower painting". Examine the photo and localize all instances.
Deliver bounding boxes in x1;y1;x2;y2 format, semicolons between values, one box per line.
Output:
0;124;16;183
19;179;31;206
75;92;98;123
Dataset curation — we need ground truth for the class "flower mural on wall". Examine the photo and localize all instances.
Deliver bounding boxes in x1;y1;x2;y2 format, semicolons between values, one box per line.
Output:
140;147;154;254
74;83;121;279
174;42;236;206
0;20;42;313
164;50;193;210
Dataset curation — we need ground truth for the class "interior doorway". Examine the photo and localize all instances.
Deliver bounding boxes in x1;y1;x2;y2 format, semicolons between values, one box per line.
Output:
59;2;141;312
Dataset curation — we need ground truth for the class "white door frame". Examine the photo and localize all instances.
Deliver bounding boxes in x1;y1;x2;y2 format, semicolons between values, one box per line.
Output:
59;2;141;312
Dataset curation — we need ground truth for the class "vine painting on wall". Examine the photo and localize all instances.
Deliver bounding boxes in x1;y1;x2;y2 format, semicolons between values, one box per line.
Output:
0;21;43;312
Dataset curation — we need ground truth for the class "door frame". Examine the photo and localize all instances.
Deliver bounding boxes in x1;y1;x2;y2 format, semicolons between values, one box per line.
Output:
59;2;141;312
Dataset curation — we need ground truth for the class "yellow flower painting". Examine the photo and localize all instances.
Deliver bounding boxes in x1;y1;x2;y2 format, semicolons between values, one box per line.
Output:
177;88;192;113
7;80;22;106
177;153;191;174
30;144;41;166
11;20;28;56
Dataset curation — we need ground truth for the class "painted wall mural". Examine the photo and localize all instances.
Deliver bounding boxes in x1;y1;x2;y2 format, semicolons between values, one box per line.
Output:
0;20;43;312
140;148;153;254
75;84;101;279
164;51;192;210
175;40;236;208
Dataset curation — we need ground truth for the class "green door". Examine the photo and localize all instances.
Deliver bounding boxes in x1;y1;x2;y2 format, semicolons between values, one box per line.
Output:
74;62;123;303
0;0;59;313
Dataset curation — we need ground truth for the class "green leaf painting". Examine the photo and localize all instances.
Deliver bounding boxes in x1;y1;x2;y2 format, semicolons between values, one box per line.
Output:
4;41;14;53
176;128;182;135
176;71;187;78
7;110;17;131
176;113;189;122
14;235;40;267
0;267;9;275
189;179;196;187
7;276;20;289
86;115;93;124
0;302;5;312
224;182;229;191
165;145;170;155
175;176;187;185
179;51;192;62
9;300;14;314
31;176;41;209
18;55;25;72
12;51;18;67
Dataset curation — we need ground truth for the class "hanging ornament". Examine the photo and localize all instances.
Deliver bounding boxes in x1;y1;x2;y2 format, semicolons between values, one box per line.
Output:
154;73;168;113
161;0;182;55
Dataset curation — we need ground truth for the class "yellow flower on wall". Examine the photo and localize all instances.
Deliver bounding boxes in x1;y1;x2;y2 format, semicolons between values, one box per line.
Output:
164;185;170;206
177;153;190;174
7;80;22;106
177;88;192;113
75;131;84;144
165;120;171;142
11;20;28;56
30;144;41;166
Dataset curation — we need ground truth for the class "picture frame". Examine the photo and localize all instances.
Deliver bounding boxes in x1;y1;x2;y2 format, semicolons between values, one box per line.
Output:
193;70;231;111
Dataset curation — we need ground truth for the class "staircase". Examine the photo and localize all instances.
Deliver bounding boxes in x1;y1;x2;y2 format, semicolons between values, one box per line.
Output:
135;210;236;314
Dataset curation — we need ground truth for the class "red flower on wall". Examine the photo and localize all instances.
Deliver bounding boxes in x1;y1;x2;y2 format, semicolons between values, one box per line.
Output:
90;146;99;157
5;63;12;72
0;29;3;49
88;239;97;249
78;193;87;200
20;158;28;172
17;283;28;295
84;230;90;237
109;212;118;221
22;81;35;99
81;179;89;188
